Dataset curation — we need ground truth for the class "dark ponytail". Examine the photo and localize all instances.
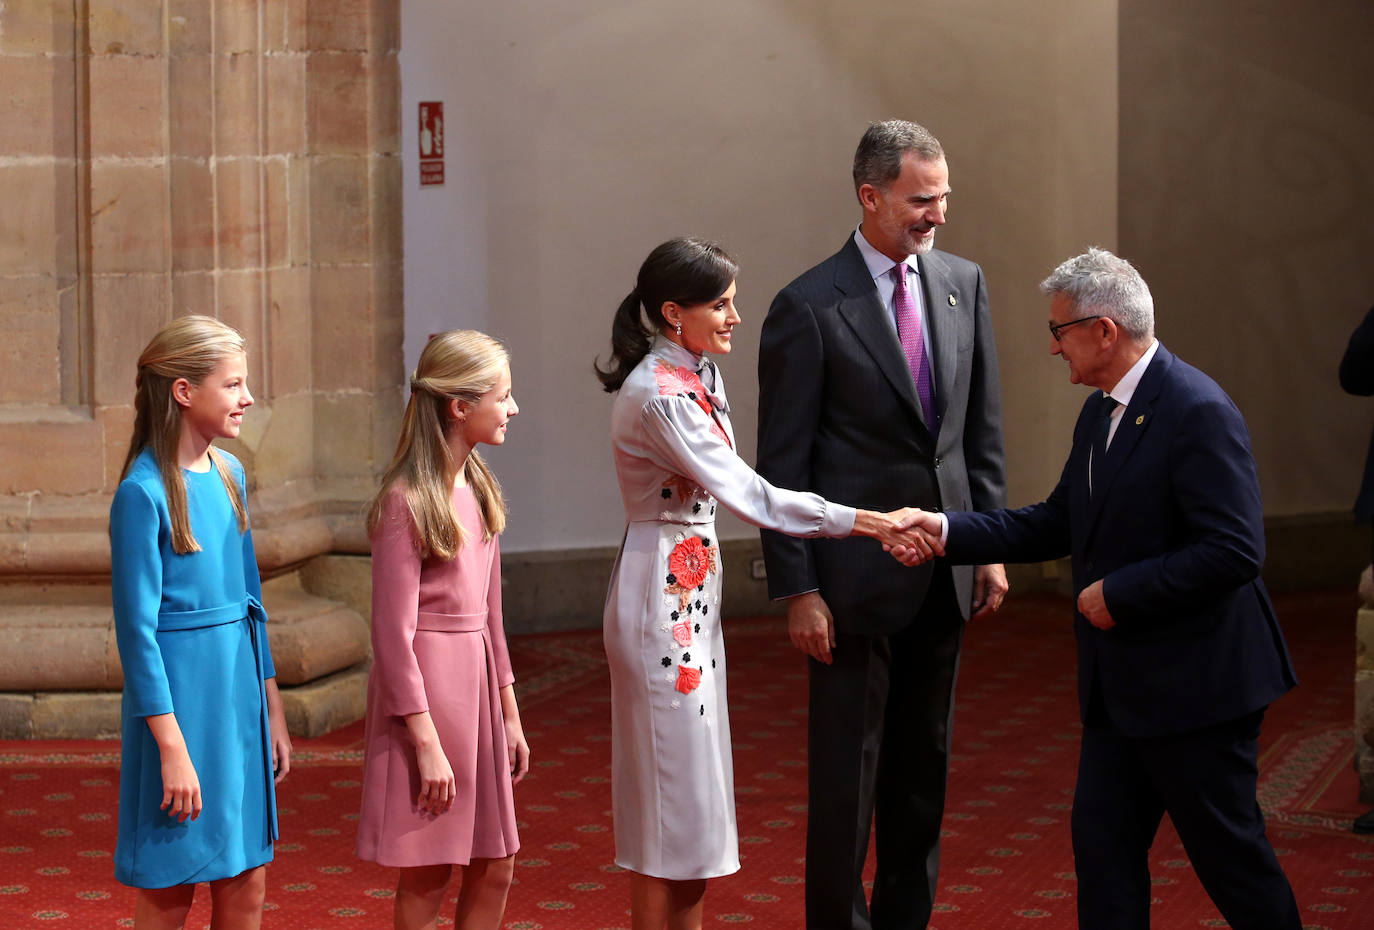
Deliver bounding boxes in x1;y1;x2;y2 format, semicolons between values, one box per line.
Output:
594;290;655;392
594;237;739;392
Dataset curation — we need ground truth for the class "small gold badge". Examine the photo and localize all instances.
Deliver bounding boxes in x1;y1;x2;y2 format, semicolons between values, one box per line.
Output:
948;294;957;306
1135;415;1144;425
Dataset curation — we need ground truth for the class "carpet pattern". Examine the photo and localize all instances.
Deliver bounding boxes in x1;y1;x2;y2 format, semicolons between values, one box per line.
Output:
2;590;1371;928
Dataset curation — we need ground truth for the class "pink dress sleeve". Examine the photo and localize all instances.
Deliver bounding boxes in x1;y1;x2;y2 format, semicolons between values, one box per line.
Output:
369;488;429;716
486;534;515;689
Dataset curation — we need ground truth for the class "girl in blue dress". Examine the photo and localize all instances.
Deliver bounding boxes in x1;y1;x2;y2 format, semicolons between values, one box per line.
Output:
110;316;292;929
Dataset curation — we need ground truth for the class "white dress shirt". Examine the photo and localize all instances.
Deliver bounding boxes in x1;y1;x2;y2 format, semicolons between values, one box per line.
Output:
1100;339;1159;449
935;338;1161;542
853;226;934;360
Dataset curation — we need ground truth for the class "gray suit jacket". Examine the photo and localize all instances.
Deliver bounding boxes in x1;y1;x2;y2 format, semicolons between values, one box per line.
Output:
756;235;1005;634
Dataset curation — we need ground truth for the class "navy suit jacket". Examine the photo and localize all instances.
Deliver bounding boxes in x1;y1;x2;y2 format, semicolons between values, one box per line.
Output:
946;344;1296;739
1340;304;1374;521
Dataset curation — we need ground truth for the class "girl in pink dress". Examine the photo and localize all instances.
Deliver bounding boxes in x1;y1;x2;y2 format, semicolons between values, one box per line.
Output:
355;330;529;930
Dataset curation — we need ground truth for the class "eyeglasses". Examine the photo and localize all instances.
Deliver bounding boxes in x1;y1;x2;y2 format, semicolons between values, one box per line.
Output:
1048;315;1103;342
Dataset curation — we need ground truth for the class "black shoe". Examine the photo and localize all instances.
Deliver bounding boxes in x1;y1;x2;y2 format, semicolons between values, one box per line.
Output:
1355;809;1374;834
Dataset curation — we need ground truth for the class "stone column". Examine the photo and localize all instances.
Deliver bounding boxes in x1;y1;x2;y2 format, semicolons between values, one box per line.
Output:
0;0;402;738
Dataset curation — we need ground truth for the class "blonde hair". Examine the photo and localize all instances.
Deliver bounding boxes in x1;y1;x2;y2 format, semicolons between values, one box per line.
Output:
120;315;250;554
368;330;509;559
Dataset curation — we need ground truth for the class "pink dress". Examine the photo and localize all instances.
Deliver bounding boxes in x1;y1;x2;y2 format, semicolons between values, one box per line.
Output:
355;484;519;866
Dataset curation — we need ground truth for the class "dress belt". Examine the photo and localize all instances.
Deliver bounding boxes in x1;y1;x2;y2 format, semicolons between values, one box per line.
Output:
627;514;713;526
156;598;255;631
416;610;487;633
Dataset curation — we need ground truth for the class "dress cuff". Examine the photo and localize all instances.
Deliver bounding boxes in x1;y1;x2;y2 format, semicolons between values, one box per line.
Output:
821;503;857;538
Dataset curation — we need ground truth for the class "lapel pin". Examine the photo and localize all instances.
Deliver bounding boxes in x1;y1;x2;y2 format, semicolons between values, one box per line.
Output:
947;294;957;307
1135;415;1144;425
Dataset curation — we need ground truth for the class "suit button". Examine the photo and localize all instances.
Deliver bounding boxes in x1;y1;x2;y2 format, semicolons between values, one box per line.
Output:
933;457;943;468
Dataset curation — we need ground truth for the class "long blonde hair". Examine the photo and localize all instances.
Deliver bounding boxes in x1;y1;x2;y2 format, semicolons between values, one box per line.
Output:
120;315;250;554
368;330;509;559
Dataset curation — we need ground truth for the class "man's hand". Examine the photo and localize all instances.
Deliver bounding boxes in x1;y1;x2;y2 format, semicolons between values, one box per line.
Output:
885;508;946;566
786;591;836;665
971;563;1008;619
1077;579;1114;630
853;508;944;564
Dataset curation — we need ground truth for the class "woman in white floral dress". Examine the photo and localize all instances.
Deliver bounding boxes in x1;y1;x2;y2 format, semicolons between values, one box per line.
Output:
594;238;927;929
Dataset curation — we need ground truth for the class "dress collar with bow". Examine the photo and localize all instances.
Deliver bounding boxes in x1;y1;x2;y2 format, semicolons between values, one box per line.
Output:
651;335;730;414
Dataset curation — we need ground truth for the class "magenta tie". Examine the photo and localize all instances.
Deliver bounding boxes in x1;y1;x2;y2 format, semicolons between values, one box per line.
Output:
892;263;936;429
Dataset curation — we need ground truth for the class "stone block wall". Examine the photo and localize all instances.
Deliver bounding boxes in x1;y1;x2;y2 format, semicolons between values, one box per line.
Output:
0;0;402;738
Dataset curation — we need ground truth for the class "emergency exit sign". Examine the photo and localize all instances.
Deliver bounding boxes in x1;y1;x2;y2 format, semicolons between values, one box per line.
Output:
419;101;444;186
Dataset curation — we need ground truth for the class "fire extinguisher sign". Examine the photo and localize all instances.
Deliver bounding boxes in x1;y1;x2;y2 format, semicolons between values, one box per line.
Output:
419;101;444;186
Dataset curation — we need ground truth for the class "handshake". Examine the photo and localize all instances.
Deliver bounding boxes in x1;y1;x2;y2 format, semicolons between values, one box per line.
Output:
854;508;945;566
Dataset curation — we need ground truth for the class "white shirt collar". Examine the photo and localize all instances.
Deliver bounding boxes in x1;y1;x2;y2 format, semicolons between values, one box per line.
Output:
854;226;919;282
1104;339;1159;408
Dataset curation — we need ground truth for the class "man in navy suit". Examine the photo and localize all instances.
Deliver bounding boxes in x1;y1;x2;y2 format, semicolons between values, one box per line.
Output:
1341;304;1374;563
900;248;1300;929
1341;303;1374;835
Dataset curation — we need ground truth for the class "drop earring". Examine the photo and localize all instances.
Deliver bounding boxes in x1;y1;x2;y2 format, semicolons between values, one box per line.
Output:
675;321;682;336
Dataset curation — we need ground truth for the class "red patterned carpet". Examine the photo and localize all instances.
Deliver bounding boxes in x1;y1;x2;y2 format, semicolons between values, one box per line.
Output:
2;589;1371;929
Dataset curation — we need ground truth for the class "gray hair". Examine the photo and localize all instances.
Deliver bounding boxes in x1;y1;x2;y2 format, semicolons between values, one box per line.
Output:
1040;247;1154;341
852;120;944;197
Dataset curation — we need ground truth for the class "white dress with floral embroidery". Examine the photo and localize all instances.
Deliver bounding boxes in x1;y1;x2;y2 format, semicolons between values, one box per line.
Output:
603;336;856;880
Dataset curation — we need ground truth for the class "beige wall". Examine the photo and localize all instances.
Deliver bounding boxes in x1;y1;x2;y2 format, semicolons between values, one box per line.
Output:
417;0;1373;551
400;0;1120;553
1120;0;1374;518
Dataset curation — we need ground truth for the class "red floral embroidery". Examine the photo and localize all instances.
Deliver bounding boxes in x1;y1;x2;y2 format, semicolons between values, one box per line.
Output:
653;360;712;414
653;360;730;447
664;535;719;610
675;665;702;695
672;620;693;647
707;419;729;446
669;537;712;588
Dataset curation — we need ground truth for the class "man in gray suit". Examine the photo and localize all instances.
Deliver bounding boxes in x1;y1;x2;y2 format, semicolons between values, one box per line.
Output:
756;120;1007;929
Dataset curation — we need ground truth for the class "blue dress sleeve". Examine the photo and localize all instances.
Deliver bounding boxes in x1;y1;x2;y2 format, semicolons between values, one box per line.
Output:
110;481;174;718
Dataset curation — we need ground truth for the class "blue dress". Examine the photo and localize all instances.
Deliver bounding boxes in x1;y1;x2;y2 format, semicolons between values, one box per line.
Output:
110;447;279;889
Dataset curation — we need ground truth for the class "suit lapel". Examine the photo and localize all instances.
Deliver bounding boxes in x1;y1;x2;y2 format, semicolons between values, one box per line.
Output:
919;251;959;422
1084;345;1173;541
832;239;930;431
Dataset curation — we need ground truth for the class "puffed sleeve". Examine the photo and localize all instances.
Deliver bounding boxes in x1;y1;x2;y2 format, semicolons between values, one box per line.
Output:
236;465;276;680
485;535;515;689
639;395;856;538
110;481;174;718
369;489;429;717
